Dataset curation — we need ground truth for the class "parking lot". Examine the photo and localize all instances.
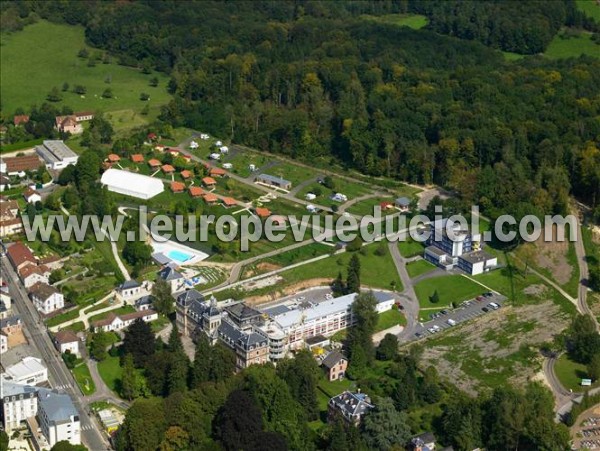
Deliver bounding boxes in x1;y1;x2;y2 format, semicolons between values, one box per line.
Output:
410;291;507;341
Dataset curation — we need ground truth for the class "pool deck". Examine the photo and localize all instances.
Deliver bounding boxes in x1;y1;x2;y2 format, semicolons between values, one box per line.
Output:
150;233;209;265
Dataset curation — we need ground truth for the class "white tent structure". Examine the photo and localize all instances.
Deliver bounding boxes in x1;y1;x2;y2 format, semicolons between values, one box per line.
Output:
101;169;164;199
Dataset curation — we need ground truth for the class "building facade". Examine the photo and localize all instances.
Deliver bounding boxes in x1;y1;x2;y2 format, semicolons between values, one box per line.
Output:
29;282;64;314
37;390;81;447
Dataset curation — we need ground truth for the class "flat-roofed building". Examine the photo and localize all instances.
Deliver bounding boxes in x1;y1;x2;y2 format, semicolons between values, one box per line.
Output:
2;356;48;385
255;173;292;190
36;140;79;170
100;168;164;199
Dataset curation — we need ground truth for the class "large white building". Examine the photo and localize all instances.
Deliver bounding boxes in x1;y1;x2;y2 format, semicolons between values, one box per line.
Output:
37;389;81;447
2;357;48;386
100;168;164;199
0;381;39;431
35;140;79;170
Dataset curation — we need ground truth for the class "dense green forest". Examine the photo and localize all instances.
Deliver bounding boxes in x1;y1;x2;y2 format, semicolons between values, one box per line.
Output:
1;0;598;219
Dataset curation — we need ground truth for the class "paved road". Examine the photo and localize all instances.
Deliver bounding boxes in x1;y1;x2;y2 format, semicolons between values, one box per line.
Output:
388;239;420;340
2;258;109;451
574;214;597;329
84;359;130;410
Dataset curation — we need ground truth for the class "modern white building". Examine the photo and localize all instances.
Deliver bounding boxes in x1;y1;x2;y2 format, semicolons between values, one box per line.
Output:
0;380;38;431
100;168;164;199
35;140;79;170
29;282;64;314
37;389;81;447
3;357;48;386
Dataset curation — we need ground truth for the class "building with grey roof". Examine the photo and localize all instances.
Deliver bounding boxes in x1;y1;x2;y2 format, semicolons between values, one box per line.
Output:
255;173;292;190
328;391;374;425
35;140;79;170
0;380;38;431
37;389;81;446
224;302;263;330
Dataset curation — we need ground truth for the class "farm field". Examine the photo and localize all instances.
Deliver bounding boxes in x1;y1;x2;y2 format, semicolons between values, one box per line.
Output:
1;20;172;122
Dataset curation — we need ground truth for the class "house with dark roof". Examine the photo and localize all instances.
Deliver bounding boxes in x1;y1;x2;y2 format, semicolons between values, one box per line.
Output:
91;310;158;333
224;302;263;330
255;173;292;190
157;265;185;293
395;197;411;211
409;432;437;451
37;389;81;447
53;330;80;356
117;279;142;300
135;295;155;311
328;391;374;426
321;350;348;381
29;282;64;314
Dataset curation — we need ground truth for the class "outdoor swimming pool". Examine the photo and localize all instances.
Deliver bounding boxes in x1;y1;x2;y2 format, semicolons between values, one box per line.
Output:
166;249;193;263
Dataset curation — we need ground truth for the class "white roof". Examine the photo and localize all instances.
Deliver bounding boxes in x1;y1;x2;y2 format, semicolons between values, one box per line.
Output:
273;293;357;330
100;169;164;199
4;357;46;380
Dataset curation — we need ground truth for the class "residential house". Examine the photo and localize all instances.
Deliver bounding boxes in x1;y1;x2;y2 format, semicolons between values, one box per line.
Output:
19;265;49;288
162;164;175;174
395;197;411;212
53;330;80;356
148;159;162;168
321;350;348;381
255;173;292;190
23;187;42;204
36;140;79;170
117;280;142;300
209;167;226;177
55;115;82;134
157;265;186;293
134;295;154;311
328;391;374;426
107;154;120;163
2;356;48;385
180;170;193;179
189;186;204;198
131;154;145;164
7;242;36;271
255;207;271;219
409;432;437;451
37;389;81;447
91;310;158;333
28;282;64;314
203;193;218;205
221;197;236;208
171;181;185;193
0;198;22;237
0;315;22;336
202;177;217;187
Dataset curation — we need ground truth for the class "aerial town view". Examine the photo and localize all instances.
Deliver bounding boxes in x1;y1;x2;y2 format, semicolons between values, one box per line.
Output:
0;1;599;450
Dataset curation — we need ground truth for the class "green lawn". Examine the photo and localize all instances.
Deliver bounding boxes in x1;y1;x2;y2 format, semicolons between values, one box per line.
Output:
554;354;594;392
1;20;171;121
545;29;599;59
72;362;96;395
346;197;400;217
502;51;526;61
296;177;373;203
360;13;429;30
242;242;332;278
264;162;316;187
414;275;484;308
398;238;426;258
406;259;437;279
577;0;600;21
375;308;407;332
97;355;122;394
46;308;82;327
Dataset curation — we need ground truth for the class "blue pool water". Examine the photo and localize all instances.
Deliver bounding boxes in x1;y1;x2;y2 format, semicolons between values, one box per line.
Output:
167;249;193;263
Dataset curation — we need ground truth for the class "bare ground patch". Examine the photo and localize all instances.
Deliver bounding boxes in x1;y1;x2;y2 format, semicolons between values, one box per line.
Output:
417;300;570;395
533;224;573;285
242;262;282;279
245;278;332;306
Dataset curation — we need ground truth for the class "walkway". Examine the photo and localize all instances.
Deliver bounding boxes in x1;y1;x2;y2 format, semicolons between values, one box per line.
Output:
388;239;420;340
48;292;117;332
84;359;130;409
574;213;598;329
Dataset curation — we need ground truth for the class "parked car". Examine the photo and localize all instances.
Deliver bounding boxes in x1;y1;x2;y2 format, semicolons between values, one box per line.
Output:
441;310;448;315
482;307;490;313
483;292;493;297
447;319;457;326
476;296;484;301
415;332;423;338
489;302;500;310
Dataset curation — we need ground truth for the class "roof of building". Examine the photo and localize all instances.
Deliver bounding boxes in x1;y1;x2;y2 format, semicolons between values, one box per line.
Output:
202;177;217;185
5;356;46;380
13;115;30;126
107;154;120;162
74;111;94;118
412;432;436;445
0;315;21;329
37;389;78;424
222;197;236;206
261;305;291;317
210;167;226;176
119;280;141;290
180;170;193;179
255;207;271;218
257;173;291;186
225;302;262;322
100;168;164;199
29;282;59;300
162;164;175;173
425;245;448;257
36;140;78;163
23;187;40;200
54;330;79;344
0;380;38;399
237;331;268;350
7;242;36;268
329;391;374;419
3;154;42;173
177;289;204;307
203;193;218;202
148;158;162;167
135;295;155;307
218;318;243;345
322;350;347;369
273;292;357;330
189;186;204;197
19;265;45;279
395;197;411;206
171;181;185;192
459;250;496;264
305;334;329;346
120;309;156;322
55;115;78;128
158;265;183;281
131;154;145;163
92;312;118;328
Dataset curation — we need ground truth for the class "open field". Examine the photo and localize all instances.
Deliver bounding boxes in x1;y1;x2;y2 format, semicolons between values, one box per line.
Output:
97;355;122;394
375;308;407;332
72;362;96;396
296;177;374;203
360;13;429;30
398;238;426;258
545;29;599;59
406;259;437;279
414;275;484;309
555;354;593;392
1;20;171;121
